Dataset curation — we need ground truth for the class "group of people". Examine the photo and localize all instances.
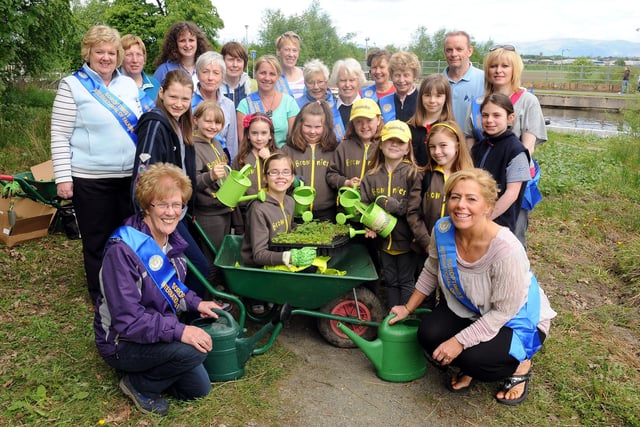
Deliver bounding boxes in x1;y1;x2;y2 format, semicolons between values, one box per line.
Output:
50;22;554;416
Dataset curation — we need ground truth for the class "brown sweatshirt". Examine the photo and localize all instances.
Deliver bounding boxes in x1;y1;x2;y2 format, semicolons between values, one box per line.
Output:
282;143;336;212
193;135;233;216
240;193;294;267
326;137;377;189
360;160;421;252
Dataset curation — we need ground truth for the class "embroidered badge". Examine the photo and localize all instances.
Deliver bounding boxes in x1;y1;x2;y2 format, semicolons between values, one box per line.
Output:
383;104;392;113
438;218;451;233
149;254;163;271
364;89;374;98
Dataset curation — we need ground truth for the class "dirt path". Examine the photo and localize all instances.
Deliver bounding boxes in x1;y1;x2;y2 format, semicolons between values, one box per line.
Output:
276;316;497;426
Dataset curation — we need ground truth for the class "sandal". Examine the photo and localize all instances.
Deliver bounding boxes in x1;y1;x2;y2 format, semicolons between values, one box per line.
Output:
446;371;475;393
495;370;531;406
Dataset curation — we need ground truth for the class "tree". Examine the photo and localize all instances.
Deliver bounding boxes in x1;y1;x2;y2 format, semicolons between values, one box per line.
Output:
408;26;433;60
255;1;361;68
0;0;74;83
69;0;224;72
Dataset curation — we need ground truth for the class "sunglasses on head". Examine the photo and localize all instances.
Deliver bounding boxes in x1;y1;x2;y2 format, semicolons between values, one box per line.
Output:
489;45;516;52
281;31;301;41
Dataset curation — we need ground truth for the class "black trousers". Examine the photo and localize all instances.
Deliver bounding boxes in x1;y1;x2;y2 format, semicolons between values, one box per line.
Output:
72;177;132;303
417;302;546;382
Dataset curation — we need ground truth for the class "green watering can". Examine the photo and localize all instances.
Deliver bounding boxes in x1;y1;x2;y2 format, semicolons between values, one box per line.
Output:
216;164;266;208
336;309;429;382
292;185;316;222
357;195;397;238
335;186;362;225
192;308;282;382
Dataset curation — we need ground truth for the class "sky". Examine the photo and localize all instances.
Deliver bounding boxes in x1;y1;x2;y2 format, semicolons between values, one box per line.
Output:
215;0;640;49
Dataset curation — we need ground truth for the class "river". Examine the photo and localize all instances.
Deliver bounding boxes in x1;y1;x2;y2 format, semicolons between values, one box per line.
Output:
543;107;627;135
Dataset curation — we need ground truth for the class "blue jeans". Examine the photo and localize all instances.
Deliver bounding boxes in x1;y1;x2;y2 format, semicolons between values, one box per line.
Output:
105;340;211;400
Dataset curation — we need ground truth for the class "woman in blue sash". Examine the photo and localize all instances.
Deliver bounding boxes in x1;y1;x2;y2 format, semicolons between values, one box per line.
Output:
95;163;223;416
390;168;556;405
275;31;305;100
51;25;142;304
296;59;345;142
236;55;299;148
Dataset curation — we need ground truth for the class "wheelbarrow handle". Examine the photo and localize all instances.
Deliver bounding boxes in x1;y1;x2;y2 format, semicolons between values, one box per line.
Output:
0;175;15;182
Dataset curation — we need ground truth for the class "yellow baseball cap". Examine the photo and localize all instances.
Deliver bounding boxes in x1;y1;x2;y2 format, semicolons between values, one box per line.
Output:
349;98;381;121
381;120;411;143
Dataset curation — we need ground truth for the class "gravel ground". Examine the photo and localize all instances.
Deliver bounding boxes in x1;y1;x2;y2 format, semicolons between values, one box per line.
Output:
276;315;499;426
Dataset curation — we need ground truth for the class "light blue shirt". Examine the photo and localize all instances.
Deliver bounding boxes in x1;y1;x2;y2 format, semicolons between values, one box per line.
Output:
443;64;485;128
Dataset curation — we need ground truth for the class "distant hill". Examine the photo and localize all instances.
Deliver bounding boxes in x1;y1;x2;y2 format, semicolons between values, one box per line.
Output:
516;38;640;58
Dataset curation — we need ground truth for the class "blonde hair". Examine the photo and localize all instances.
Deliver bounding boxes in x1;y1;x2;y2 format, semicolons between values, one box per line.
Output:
483;48;524;95
444;168;498;208
136;163;192;214
121;34;146;57
193;100;225;128
254;54;282;76
81;25;124;68
275;31;301;50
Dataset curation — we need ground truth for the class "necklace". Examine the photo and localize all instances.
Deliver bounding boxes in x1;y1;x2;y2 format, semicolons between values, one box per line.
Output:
260;91;277;117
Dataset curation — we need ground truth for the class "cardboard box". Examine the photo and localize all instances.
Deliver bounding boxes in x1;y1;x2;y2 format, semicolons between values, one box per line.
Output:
0;160;57;247
0;197;57;247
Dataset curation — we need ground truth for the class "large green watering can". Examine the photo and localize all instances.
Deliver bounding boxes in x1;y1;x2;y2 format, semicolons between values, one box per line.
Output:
216;164;266;208
354;196;397;238
292;185;316;222
192;308;282;382
336;309;429;382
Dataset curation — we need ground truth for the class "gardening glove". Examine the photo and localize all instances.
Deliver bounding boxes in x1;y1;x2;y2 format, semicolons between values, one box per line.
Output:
286;247;317;267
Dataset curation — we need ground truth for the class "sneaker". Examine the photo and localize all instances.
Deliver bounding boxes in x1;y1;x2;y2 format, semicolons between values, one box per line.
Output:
119;375;169;416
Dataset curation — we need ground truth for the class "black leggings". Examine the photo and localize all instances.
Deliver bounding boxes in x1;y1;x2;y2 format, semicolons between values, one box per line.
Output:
417;302;546;382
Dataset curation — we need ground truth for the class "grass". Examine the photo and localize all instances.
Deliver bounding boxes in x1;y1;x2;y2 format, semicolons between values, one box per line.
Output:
1;86;640;425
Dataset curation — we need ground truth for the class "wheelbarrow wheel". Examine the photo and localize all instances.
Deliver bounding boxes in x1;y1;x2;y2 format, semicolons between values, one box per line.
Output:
317;287;384;348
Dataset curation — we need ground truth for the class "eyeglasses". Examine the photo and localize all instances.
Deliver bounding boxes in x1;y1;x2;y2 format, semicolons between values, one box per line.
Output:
266;170;293;177
489;45;516;52
150;202;185;211
307;80;327;87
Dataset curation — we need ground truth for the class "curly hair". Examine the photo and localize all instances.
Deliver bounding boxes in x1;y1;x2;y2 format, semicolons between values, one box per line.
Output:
135;162;192;214
81;25;124;68
154;21;212;68
388;51;421;79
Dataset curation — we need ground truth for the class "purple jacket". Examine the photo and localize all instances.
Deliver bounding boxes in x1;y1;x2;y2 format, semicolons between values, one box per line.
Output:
94;214;202;358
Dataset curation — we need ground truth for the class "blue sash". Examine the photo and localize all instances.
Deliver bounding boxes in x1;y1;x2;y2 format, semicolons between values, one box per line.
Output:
471;96;484;141
139;89;155;113
521;159;542;211
247;92;265;114
111;226;189;313
361;84;377;101
379;93;396;123
434;217;542;361
73;70;139;144
276;75;293;97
